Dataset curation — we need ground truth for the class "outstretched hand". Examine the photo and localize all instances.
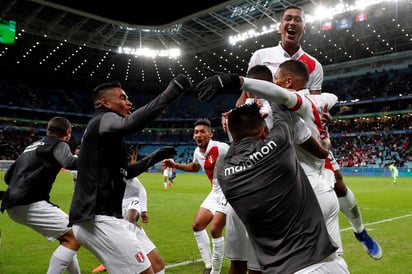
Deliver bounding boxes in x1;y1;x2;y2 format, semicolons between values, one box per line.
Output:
196;68;241;102
154;146;177;161
321;103;333;127
320;103;331;140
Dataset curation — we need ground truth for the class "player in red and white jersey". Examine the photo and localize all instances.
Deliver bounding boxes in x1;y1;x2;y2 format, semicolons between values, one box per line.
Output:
230;60;342;256
224;63;334;273
161;162;173;190
247;4;381;260
212;57;381;260
162;118;229;274
247;6;323;94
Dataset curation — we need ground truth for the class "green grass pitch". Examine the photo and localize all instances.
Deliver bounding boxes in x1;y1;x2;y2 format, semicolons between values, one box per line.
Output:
0;171;411;273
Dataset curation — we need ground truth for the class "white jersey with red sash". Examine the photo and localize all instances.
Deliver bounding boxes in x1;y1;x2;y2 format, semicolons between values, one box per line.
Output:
193;140;229;191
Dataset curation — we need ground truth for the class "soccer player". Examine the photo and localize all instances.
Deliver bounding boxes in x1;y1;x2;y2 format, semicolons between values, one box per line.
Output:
388;163;399;184
1;116;81;274
245;4;382;260
162;118;229;274
222;63;341;273
69;75;193;274
217;103;349;273
161;161;174;190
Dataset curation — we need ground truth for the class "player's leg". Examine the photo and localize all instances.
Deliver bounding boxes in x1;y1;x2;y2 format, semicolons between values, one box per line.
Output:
393;171;398;184
334;168;382;260
7;201;81;274
209;203;227;274
72;217;154;273
246;239;261;274
328;151;382;260
193;197;215;273
133;225;165;274
52;229;81;274
316;189;343;255
225;204;248;274
163;174;168;190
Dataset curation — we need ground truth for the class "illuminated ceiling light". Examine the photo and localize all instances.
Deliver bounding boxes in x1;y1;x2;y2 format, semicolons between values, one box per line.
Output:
118;47;181;57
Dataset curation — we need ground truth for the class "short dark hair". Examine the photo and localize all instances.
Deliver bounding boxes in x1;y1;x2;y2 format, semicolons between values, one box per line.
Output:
278;60;309;84
194;118;212;128
280;5;304;20
47;116;71;136
247;65;273;82
93;82;121;94
228;103;266;142
93;82;121;100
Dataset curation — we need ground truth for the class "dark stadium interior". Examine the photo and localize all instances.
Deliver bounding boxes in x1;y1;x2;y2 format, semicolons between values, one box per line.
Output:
0;0;411;169
47;0;232;26
1;0;412;89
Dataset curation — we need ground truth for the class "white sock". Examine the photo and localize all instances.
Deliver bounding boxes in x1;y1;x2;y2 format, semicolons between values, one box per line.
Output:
164;182;168;189
156;269;165;274
338;187;364;233
211;236;224;274
47;245;79;274
194;230;212;268
65;254;81;274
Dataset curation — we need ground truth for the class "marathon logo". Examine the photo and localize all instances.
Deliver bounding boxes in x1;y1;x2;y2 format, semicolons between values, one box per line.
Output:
224;140;277;176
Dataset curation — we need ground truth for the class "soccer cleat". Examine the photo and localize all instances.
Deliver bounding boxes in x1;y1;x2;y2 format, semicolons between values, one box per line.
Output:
92;264;106;273
203;268;212;274
354;229;382;260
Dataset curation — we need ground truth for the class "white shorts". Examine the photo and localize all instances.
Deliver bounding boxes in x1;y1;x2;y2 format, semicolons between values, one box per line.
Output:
315;190;343;255
6;200;71;242
294;252;349;274
224;204;260;271
128;224;156;254
163;169;169;177
72;216;151;274
122;197;141;216
200;189;227;215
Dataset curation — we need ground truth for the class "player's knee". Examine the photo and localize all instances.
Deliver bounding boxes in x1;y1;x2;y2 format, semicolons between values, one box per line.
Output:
192;222;203;231
58;229;81;250
147;250;165;272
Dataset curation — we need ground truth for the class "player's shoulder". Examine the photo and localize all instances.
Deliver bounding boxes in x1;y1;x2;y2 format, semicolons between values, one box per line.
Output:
298;52;322;73
211;140;230;149
299;48;321;63
252;45;280;56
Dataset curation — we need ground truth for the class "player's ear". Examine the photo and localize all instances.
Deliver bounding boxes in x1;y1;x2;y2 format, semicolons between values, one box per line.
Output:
286;76;294;88
258;126;269;139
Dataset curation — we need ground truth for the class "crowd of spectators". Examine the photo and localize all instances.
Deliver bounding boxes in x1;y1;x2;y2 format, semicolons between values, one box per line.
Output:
324;67;412;102
1;117;411;169
1;67;412;168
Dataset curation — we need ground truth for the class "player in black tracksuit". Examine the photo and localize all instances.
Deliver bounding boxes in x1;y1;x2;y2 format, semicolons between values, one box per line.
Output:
217;103;349;274
69;74;192;274
1;117;81;274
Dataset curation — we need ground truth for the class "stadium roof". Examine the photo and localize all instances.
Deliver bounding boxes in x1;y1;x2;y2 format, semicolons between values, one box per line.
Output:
1;0;411;93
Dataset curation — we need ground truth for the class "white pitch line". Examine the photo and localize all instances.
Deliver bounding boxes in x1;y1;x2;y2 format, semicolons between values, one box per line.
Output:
340;213;412;232
164;213;412;269
165;258;203;269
